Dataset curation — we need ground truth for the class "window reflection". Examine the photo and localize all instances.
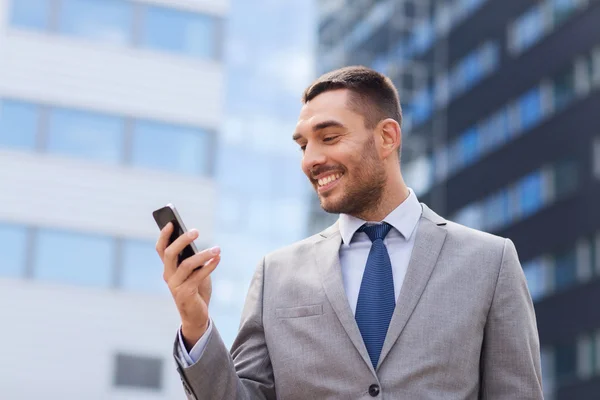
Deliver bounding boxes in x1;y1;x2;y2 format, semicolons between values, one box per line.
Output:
0;223;28;278
141;6;217;59
59;0;133;45
131;121;211;176
9;0;50;31
0;100;39;150
34;228;114;287
47;107;124;163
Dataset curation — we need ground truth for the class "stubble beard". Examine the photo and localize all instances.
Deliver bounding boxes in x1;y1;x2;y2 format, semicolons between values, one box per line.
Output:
319;137;387;217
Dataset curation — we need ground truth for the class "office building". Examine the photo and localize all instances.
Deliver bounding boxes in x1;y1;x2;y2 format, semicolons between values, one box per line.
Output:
315;0;600;398
0;0;226;398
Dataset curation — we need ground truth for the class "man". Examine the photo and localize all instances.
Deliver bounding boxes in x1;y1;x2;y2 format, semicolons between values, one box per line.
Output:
156;66;543;399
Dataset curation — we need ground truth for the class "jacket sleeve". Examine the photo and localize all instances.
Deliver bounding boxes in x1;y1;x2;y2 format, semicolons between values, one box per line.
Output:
173;257;275;400
480;238;544;399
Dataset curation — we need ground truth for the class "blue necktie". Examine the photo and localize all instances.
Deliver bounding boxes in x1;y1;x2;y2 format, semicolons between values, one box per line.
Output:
355;223;395;369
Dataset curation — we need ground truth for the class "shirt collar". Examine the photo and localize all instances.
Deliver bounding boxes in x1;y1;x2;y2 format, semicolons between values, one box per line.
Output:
338;188;422;245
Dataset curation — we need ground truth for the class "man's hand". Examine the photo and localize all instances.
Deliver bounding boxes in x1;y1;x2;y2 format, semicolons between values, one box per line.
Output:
156;222;221;350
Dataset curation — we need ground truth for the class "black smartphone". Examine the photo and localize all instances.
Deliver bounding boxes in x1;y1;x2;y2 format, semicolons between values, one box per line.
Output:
152;203;198;265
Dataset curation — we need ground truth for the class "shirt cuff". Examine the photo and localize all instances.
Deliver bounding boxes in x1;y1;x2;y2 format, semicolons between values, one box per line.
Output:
177;319;213;367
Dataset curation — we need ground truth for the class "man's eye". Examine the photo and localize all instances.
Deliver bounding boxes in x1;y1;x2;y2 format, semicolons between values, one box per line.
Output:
324;136;338;142
299;145;306;151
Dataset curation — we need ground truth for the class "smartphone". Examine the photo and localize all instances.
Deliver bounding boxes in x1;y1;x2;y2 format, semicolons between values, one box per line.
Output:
152;203;198;265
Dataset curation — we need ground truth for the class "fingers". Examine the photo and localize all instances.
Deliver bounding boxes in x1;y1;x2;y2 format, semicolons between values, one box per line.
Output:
155;222;173;260
182;254;221;290
168;246;221;288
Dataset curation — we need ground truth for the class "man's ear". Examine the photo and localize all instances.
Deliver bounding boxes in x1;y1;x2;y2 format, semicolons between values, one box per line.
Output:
378;118;401;159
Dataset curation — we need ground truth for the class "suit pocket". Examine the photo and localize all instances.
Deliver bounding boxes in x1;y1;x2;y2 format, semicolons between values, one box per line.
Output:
276;304;323;319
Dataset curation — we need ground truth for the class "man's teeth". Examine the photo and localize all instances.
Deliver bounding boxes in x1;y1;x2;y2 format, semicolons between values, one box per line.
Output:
317;173;343;187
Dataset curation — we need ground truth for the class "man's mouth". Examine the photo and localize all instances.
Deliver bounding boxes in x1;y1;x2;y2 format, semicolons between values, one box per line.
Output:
315;172;344;192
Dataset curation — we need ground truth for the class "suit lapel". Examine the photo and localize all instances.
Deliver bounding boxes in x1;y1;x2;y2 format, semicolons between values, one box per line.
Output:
315;224;375;374
377;204;447;369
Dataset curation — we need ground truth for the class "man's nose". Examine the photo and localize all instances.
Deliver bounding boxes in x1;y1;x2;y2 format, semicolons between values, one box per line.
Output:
302;143;327;174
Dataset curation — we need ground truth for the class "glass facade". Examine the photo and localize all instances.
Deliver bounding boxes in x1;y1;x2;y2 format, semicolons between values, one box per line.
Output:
8;0;220;60
59;0;134;45
47;108;124;164
0;100;39;150
453;161;577;232
0;98;214;177
131;121;211;176
33;228;115;287
141;6;217;59
8;0;50;31
0;223;28;278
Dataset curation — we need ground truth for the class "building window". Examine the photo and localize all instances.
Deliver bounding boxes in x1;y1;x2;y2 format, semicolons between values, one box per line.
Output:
517;171;544;218
555;340;578;385
131;121;212;176
113;353;163;391
553;67;577;110
554;249;578;291
460;127;479;165
140;6;218;60
483;190;510;231
0;223;28;278
59;0;134;45
523;257;550;301
120;239;168;293
509;5;546;54
480;108;510;154
33;228;115;287
47;107;124;164
554;160;579;196
550;0;582;26
8;0;51;31
518;87;544;132
0;99;39;151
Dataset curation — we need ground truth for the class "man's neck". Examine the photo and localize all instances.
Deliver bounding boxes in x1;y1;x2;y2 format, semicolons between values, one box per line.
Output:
353;184;410;222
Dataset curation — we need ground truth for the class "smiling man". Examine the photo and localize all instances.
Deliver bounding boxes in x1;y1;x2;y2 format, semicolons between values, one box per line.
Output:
158;66;544;399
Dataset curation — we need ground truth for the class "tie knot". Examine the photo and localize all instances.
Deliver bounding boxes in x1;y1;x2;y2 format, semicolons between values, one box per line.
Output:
358;222;392;242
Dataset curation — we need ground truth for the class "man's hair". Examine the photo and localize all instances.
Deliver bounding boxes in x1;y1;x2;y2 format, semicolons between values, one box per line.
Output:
302;66;402;130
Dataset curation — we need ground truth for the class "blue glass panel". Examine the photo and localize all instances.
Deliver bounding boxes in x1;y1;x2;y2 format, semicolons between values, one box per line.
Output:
554;249;577;290
121;239;169;294
484;190;510;231
9;0;50;31
141;6;217;59
132;121;211;176
0;100;38;150
47;108;124;163
34;229;114;287
519;87;543;131
411;88;433;125
460;127;479;165
514;6;545;53
0;223;27;278
551;0;579;24
59;0;133;45
519;171;544;217
463;54;481;89
523;258;546;301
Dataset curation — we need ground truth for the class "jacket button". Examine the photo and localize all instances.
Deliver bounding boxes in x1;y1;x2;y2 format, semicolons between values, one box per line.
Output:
368;384;380;397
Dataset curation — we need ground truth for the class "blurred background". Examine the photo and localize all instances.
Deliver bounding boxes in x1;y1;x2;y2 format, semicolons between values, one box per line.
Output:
0;0;598;399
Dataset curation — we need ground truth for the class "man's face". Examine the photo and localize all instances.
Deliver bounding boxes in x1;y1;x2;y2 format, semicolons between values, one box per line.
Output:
293;89;386;216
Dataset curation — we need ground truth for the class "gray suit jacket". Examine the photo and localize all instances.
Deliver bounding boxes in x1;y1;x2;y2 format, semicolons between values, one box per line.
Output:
174;204;543;399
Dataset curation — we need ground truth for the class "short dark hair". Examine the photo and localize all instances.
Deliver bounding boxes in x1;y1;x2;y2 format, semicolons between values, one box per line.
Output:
302;66;402;130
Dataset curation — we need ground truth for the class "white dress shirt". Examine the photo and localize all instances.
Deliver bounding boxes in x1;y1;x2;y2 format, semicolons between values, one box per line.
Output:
177;188;423;366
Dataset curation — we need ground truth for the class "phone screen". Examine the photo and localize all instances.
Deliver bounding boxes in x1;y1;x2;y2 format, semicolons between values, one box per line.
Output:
152;204;198;265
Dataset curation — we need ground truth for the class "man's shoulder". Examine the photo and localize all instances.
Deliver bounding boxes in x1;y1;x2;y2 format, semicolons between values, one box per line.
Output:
443;219;507;248
421;204;507;252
